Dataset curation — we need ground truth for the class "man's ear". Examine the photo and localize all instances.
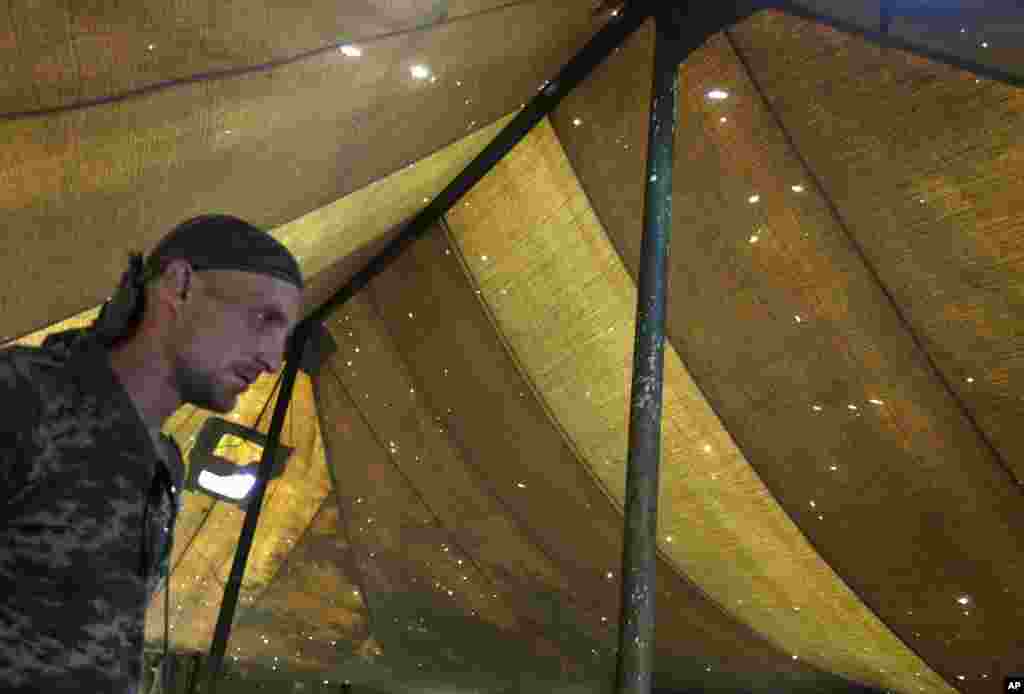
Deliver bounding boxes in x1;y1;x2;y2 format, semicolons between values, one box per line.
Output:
163;259;192;299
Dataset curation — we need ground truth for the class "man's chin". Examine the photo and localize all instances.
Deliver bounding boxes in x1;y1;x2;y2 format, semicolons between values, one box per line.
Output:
177;373;241;414
218;390;241;412
184;390;238;415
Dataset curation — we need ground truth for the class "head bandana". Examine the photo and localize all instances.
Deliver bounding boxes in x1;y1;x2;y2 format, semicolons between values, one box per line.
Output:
87;214;304;347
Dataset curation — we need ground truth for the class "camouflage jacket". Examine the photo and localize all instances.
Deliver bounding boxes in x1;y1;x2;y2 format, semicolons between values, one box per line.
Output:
0;329;184;693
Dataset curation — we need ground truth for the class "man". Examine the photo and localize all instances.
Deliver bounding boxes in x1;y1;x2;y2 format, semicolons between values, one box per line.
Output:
0;214;304;693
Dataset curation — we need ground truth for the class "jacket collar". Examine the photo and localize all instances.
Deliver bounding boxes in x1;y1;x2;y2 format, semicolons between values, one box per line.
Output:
58;330;182;483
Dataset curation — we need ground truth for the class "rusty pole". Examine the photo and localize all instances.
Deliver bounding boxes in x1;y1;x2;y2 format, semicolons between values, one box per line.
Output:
613;5;684;694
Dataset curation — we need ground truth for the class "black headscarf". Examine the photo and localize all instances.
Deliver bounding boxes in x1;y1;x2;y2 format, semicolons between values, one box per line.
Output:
45;214;304;350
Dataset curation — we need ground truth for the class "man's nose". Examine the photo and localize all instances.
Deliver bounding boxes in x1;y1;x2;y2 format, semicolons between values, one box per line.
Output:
253;350;283;375
256;332;296;374
262;354;283;374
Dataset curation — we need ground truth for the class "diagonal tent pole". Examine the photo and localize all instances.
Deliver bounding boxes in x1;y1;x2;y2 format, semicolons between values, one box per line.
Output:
200;321;313;694
199;4;656;692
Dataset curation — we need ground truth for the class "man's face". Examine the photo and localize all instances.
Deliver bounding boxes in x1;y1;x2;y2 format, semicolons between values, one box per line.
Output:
169;269;303;414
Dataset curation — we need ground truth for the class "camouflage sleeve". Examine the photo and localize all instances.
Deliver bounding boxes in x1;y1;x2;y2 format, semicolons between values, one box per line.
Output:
0;354;35;504
0;422;14;502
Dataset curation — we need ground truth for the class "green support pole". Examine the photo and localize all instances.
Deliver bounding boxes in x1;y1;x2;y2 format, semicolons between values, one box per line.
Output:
613;5;683;693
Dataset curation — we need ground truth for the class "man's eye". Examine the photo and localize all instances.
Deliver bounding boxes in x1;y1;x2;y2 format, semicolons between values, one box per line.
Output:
256;312;284;328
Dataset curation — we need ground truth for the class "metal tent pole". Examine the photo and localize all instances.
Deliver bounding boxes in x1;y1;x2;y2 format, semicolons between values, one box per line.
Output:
202;320;313;694
613;4;683;692
612;3;760;692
